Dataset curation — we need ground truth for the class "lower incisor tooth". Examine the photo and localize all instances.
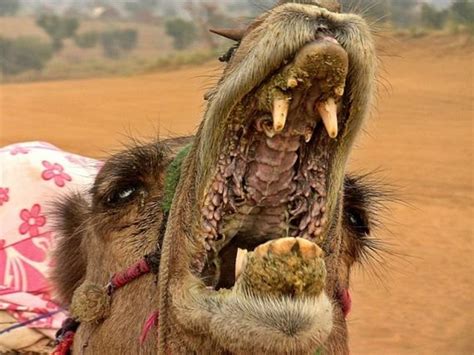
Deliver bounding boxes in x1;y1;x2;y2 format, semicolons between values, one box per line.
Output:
235;248;248;279
304;126;313;143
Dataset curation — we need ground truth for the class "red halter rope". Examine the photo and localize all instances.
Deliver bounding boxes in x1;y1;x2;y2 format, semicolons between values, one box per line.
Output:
53;251;161;355
106;258;151;295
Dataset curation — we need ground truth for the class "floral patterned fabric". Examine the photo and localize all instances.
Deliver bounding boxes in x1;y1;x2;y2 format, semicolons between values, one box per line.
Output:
0;142;101;334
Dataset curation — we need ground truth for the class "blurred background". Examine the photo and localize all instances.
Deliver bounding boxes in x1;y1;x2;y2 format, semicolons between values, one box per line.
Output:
0;0;472;354
0;0;472;83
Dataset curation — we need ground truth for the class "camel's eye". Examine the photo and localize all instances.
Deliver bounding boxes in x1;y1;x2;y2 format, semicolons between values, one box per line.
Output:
105;184;141;207
346;208;370;236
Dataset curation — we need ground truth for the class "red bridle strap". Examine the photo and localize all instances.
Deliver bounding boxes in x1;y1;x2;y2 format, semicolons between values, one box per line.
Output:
107;258;151;295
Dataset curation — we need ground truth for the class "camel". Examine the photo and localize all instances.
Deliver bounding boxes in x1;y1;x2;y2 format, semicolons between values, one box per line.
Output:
51;141;385;354
51;0;382;353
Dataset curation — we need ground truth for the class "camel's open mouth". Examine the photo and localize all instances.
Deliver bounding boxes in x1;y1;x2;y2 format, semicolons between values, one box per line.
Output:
197;35;350;290
159;4;376;352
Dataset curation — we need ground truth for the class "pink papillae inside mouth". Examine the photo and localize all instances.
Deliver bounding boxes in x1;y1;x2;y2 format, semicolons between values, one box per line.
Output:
198;38;349;288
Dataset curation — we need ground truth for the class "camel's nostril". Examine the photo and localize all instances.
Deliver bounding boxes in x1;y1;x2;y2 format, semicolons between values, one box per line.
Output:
292;37;348;93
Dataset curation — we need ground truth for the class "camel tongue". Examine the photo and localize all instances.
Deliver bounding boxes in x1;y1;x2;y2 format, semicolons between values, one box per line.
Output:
235;248;248;279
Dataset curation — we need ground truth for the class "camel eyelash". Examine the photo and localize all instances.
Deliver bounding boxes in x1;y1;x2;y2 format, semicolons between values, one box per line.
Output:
346;207;370;237
104;182;145;208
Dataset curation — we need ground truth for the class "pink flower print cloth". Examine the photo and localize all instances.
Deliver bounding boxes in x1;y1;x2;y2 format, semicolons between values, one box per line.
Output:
0;142;101;333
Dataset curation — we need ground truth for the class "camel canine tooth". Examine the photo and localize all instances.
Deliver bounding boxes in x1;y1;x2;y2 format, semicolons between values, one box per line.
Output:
272;98;289;132
235;248;248;279
316;98;338;138
304;126;313;143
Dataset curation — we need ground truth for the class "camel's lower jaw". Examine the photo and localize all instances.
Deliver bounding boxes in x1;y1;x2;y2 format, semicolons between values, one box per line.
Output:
208;292;333;353
178;237;334;353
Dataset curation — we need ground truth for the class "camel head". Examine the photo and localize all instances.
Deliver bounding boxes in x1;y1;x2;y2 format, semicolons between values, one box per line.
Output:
50;143;386;354
158;0;377;353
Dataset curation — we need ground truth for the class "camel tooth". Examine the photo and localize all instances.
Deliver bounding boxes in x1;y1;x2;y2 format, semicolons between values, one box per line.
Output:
235;248;248;279
316;98;338;139
287;77;298;88
262;123;276;138
335;86;344;97
272;98;289;132
304;126;313;143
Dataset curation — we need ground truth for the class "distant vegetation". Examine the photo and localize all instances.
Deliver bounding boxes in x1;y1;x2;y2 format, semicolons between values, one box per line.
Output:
0;0;19;16
1;13;140;77
74;30;99;49
74;28;138;58
36;14;79;51
0;36;52;75
124;0;158;19
99;29;138;58
165;18;198;50
449;0;474;32
340;0;474;33
0;0;473;82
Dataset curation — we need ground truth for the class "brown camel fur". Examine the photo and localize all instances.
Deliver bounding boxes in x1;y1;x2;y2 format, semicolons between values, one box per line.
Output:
51;143;386;354
157;0;377;353
51;0;383;353
51;139;190;353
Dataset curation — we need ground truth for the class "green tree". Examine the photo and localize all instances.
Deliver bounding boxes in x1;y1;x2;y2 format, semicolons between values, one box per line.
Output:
184;2;231;49
0;36;53;75
36;14;79;51
100;29;138;59
74;31;99;49
450;0;474;26
117;29;138;51
421;3;448;30
165;18;197;50
0;0;20;16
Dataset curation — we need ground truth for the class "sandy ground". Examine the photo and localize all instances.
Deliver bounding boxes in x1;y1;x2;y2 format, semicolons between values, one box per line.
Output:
1;35;473;354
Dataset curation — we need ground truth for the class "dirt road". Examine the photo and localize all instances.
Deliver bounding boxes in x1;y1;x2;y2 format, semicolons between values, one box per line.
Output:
1;35;472;354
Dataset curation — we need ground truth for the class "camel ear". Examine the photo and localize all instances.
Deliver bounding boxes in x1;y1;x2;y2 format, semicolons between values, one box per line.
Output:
50;193;89;306
209;27;246;41
161;135;194;159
